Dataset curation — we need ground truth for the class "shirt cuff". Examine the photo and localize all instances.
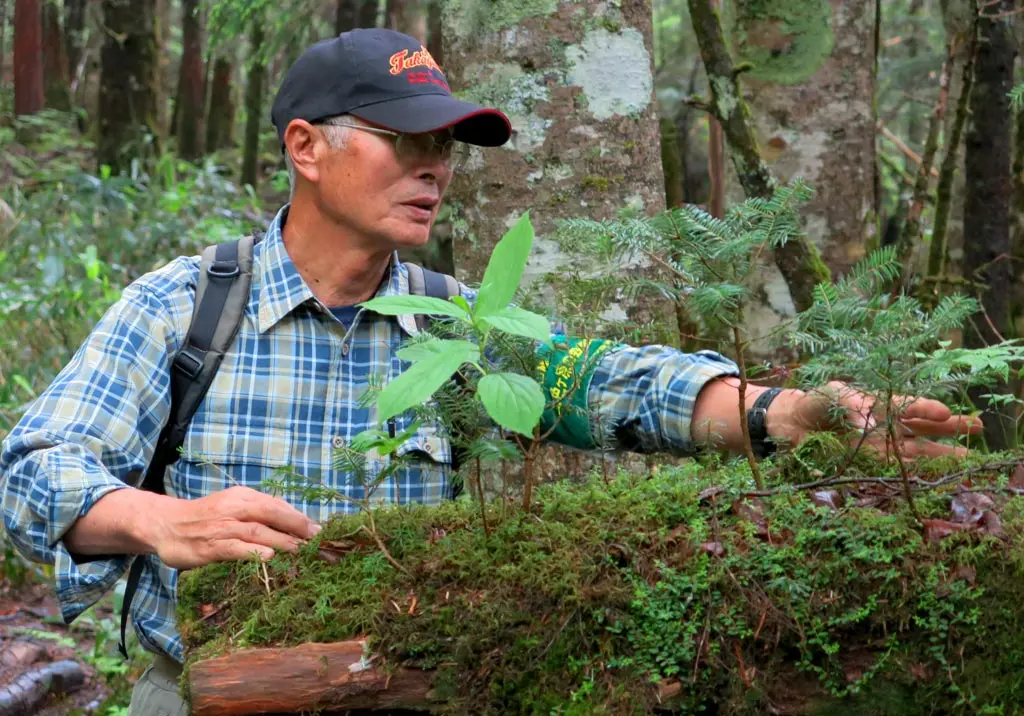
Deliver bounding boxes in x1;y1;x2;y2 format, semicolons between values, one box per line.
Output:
587;346;740;455
50;484;133;624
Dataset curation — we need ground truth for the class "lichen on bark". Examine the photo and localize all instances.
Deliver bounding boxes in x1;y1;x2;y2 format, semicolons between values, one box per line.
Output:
721;0;835;85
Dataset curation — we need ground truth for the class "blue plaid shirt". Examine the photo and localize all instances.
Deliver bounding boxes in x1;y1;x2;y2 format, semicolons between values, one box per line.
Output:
0;205;738;663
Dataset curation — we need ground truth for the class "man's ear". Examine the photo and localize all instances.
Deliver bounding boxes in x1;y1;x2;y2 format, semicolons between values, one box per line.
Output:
283;120;323;186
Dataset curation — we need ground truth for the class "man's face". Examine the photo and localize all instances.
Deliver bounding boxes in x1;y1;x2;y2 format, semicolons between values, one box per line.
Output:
311;121;455;252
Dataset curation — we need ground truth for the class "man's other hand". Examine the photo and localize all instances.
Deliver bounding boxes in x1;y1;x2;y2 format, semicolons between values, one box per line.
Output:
148;486;321;570
767;381;985;460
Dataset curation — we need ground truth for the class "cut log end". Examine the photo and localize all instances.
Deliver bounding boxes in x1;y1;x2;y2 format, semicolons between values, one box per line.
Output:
188;641;433;716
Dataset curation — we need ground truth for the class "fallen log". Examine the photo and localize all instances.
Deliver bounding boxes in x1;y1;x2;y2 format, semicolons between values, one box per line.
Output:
0;659;85;716
180;458;1024;714
187;641;432;716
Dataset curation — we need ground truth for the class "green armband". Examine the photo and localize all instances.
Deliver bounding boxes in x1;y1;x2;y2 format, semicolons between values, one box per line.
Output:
535;335;618;450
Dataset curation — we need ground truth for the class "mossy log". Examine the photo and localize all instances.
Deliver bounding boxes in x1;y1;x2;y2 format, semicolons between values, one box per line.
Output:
180;454;1024;715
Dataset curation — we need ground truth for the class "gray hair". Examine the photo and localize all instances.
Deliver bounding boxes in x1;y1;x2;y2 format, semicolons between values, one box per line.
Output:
284;113;356;199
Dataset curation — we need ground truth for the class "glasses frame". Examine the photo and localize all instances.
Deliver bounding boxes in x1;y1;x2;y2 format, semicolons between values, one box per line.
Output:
317;118;471;171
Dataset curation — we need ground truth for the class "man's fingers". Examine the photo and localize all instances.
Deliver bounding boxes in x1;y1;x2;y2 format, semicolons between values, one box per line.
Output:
898;437;969;460
217;486;321;539
901;415;984;438
894;395;952;423
214;539;276;564
220;521;304;555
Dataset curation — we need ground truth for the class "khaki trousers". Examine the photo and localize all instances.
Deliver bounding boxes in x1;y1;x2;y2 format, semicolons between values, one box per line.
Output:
127;653;188;716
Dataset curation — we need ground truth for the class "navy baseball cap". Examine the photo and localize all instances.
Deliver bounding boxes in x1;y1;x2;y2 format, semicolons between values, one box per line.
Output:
271;29;512;147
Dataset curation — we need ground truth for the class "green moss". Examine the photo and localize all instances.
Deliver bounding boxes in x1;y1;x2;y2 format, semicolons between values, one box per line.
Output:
444;0;558;40
179;455;1024;714
581;176;612;192
722;0;835;85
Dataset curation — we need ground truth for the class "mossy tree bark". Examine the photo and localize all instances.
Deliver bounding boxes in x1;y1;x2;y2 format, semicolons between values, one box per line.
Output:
686;0;830;314
660;115;684;208
13;0;44;116
722;0;877;281
175;0;205;161
97;0;159;173
963;0;1017;451
925;12;977;296
240;19;265;189
441;0;669;493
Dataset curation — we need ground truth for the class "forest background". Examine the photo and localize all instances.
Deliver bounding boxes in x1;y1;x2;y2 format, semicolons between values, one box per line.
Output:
1;0;1023;713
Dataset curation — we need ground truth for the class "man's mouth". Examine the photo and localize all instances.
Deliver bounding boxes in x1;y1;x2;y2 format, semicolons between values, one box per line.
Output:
401;197;439;221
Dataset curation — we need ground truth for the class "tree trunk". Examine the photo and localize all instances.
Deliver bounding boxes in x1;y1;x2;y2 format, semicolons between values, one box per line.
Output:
13;0;44;116
176;0;204;160
241;19;265;188
903;0;926;173
963;0;1016;451
41;0;68;109
725;0;877;278
442;0;671;495
63;0;84;77
426;0;442;66
188;642;432;716
686;0;830;314
388;0;425;42
660;115;684;207
205;54;235;152
358;0;378;27
0;0;6;106
335;0;358;33
97;0;159;173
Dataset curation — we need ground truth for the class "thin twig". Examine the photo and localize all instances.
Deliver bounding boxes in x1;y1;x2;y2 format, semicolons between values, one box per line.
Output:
876;121;941;177
358;524;411;578
742;459;1020;497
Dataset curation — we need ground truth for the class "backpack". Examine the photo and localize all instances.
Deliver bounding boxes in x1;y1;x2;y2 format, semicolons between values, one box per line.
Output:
119;233;461;657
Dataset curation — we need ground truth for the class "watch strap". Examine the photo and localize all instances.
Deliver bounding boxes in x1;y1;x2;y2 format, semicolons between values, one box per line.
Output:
748;387;783;459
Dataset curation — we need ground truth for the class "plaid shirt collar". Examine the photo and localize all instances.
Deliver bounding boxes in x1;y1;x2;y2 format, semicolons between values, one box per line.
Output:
253;204;420;336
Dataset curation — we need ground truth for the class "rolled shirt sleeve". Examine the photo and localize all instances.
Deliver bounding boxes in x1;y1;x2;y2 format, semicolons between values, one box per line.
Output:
585;344;740;454
1;279;180;623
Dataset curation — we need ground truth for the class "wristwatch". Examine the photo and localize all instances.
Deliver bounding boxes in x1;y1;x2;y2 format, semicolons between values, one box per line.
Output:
747;387;783;459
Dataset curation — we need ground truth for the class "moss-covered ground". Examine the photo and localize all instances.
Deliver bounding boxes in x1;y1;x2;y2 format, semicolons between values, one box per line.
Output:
178;448;1024;714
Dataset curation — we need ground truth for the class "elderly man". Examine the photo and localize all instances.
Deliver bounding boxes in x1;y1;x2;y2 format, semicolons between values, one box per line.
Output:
0;29;977;715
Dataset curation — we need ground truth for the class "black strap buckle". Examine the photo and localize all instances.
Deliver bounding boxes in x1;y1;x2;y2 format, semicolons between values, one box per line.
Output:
207;261;241;279
173;346;205;379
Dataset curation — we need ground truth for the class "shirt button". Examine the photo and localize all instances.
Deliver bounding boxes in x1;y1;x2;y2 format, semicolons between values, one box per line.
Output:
332;436;346;449
423;442;433;454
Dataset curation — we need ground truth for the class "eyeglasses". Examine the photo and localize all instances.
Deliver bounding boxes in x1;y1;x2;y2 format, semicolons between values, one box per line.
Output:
318;119;472;171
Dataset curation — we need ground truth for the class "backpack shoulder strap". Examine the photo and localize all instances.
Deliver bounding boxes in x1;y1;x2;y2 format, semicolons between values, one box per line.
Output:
405;262;460;333
138;233;258;491
120;232;257;658
404;262;468;489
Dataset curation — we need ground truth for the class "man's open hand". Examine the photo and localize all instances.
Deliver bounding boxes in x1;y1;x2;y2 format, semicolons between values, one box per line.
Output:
766;381;985;459
148;486;321;570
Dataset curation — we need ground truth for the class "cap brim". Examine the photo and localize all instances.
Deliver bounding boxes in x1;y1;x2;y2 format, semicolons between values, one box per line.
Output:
351;95;512;147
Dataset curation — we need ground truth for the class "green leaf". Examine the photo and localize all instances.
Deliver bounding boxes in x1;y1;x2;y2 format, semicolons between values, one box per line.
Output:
474;212;534;318
451;295;472;315
377;343;477;421
397;339;480;363
477;373;545;437
360;295;470;320
480;307;553;346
